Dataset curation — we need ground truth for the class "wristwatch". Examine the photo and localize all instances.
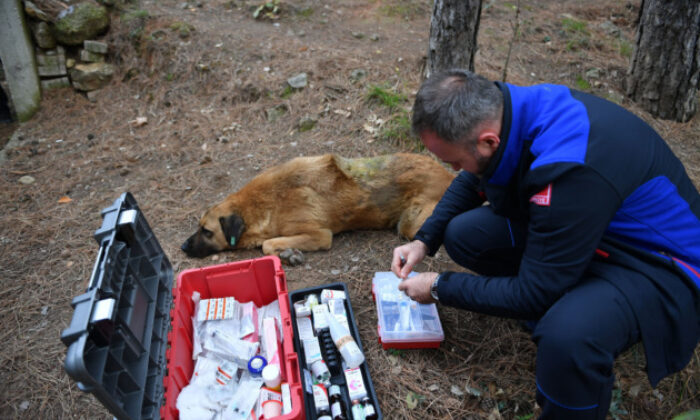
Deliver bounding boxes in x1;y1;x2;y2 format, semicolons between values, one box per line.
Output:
430;273;441;302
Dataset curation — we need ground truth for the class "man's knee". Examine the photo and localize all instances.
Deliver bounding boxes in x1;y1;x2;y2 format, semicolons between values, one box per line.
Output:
442;208;524;275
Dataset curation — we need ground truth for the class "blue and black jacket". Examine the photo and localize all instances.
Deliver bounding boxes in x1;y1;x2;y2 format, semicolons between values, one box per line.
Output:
414;82;700;385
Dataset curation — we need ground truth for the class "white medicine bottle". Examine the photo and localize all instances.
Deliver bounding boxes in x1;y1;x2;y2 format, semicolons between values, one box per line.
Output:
325;310;365;368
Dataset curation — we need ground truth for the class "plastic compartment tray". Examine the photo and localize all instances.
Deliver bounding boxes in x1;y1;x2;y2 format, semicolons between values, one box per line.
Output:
289;283;382;420
372;272;444;349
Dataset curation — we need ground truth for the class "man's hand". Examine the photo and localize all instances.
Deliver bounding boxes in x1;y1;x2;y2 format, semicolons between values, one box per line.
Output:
398;272;438;303
391;240;429;279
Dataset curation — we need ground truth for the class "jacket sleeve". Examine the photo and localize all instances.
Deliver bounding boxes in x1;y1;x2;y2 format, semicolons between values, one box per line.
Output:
436;166;622;319
414;171;485;256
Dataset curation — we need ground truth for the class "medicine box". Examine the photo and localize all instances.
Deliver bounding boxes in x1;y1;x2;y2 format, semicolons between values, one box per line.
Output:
372;272;444;349
289;283;383;420
61;193;304;419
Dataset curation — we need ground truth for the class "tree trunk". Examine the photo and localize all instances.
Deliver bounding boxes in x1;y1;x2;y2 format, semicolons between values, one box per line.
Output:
425;0;482;79
625;0;700;122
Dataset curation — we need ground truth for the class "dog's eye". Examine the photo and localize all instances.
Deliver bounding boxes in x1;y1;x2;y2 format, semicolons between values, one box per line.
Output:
201;228;214;239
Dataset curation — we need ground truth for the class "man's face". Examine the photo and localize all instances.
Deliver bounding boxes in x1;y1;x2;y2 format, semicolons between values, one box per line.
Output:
420;129;492;174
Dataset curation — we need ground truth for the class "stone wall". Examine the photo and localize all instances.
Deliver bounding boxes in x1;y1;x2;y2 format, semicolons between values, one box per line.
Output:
24;0;116;102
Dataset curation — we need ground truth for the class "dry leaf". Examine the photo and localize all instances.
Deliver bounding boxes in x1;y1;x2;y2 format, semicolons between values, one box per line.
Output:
130;116;148;127
450;385;464;396
405;392;419;409
334;109;351;118
629;384;642;397
58;196;72;204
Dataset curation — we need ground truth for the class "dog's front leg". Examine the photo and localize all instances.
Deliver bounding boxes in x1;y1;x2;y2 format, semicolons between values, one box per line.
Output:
262;229;333;265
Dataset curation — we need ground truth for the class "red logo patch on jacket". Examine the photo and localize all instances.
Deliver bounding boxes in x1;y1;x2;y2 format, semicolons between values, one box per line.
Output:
530;183;552;206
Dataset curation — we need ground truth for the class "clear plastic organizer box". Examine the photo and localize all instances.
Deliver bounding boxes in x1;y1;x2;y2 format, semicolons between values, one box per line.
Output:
372;272;444;349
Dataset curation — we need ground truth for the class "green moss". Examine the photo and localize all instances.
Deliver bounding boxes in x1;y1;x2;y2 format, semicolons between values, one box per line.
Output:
169;21;195;38
337;156;392;181
122;9;149;22
575;74;591;91
280;85;294;99
17;90;40;122
561;17;588;34
379;0;428;20
297;7;314;18
619;39;633;58
366;85;407;110
52;2;109;45
380;113;412;141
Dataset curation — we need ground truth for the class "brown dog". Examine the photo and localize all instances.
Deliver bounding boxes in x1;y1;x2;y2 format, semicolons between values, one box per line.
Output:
181;153;455;264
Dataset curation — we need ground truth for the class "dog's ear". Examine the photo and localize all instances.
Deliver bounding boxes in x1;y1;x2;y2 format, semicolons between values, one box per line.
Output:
219;214;246;248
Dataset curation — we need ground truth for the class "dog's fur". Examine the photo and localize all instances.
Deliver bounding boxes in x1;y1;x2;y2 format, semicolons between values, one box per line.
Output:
181;153;455;261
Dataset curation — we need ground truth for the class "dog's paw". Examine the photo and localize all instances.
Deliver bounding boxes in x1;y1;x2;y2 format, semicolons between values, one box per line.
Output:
279;248;305;266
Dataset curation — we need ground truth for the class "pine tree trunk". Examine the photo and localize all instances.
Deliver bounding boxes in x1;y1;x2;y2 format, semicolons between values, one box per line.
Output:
425;0;482;79
625;0;700;122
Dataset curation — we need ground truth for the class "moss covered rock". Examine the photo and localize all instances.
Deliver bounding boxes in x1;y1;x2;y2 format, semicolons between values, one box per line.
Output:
51;2;110;46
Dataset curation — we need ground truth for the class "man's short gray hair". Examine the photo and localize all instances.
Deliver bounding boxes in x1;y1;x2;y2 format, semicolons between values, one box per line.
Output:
412;69;503;145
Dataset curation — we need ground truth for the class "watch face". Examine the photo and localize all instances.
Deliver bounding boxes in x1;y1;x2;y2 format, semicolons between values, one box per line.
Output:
431;279;439;301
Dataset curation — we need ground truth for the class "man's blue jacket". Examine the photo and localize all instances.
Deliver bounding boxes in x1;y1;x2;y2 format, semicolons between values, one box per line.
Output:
414;82;700;386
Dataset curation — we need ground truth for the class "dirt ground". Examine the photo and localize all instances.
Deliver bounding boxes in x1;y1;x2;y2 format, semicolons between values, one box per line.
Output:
1;0;698;418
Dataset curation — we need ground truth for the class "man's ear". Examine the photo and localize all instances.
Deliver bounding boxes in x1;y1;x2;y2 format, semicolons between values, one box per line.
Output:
219;214;246;248
476;130;501;156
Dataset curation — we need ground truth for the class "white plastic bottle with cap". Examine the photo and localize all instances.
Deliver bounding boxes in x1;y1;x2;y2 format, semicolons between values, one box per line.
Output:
262;364;281;391
325;310;365;368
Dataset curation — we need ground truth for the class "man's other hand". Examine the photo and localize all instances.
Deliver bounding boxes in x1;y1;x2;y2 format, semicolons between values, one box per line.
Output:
391;240;429;279
398;272;437;304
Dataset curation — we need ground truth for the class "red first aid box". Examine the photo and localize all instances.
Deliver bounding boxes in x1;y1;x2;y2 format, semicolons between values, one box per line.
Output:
61;193;304;419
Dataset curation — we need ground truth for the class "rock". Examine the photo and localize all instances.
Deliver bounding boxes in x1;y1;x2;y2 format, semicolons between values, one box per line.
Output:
298;115;317;132
287;72;307;89
32;22;56;49
599;21;621;38
80;49;104;62
84;40;108;54
370;33;379;41
607;90;625;104
19;401;29;411
351;31;364;39
24;1;50;22
51;2;110;46
66;58;75;68
266;104;288;122
41;77;71;90
19;176;36;185
585;68;601;79
87;89;102;102
350;68;367;82
69;62;114;91
36;47;67;77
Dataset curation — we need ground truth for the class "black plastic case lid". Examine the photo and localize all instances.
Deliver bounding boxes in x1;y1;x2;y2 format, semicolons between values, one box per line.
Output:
61;193;173;420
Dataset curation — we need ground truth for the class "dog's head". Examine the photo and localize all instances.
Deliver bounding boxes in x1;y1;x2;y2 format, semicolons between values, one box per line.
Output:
181;207;246;258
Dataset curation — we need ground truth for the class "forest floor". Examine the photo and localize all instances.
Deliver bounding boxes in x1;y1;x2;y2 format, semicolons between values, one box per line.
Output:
0;0;698;418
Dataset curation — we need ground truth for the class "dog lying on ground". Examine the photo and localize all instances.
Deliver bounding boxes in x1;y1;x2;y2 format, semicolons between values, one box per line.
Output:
181;153;455;265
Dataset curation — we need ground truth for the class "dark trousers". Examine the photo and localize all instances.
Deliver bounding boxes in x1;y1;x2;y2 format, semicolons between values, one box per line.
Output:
443;206;640;419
